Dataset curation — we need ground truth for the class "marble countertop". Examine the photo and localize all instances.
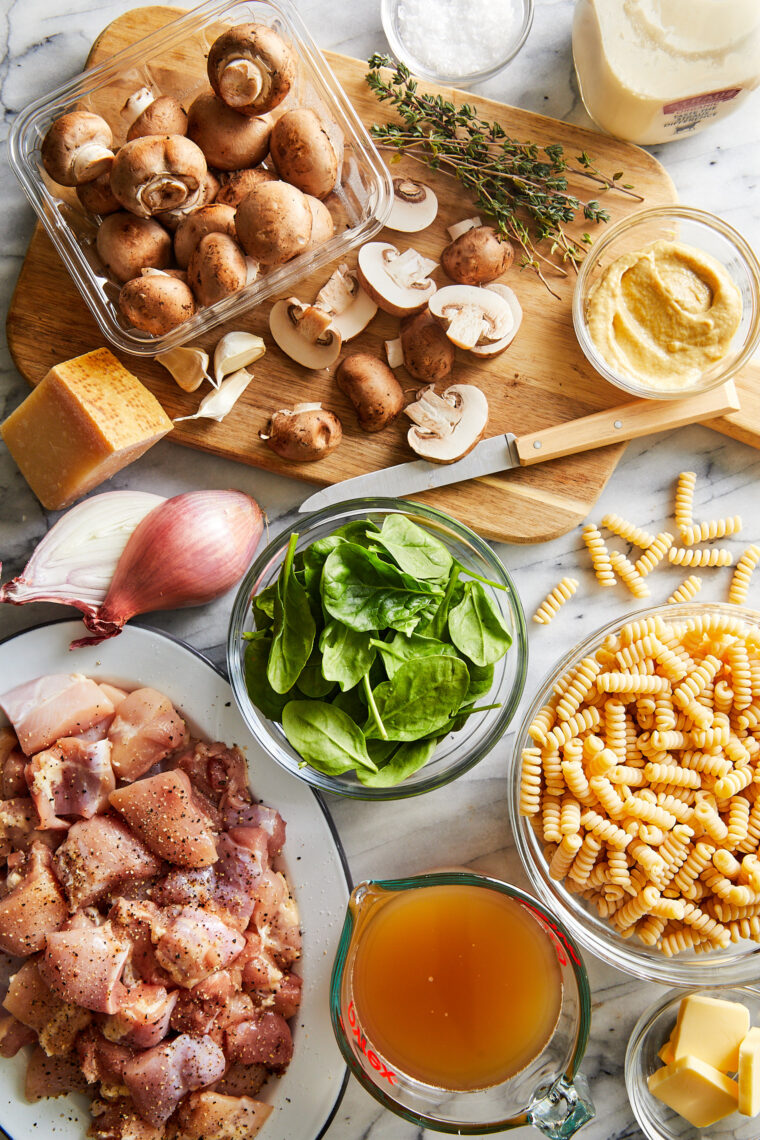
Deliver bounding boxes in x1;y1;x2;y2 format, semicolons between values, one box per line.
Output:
1;1;759;1137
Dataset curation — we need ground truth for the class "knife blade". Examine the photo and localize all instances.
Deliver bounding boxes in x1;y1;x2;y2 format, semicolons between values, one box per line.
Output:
298;379;740;514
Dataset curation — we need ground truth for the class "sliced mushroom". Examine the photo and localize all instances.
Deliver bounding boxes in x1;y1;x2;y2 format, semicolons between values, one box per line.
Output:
262;403;342;462
306;196;335;249
429;284;513;351
174;204;237;268
235;181;312;265
314;264;377;340
207;23;296;116
269;108;338;199
119;273;195;335
386;178;438;233
447;216;481;242
469;283;523;357
336;353;405;433
187;93;272;172
187;232;248;307
96;212;172;283
385;338;404;369
110;135;207;218
216;166;277;206
441;225;514;286
41;111;114;187
77;168;120;216
156;346;210;392
357;242;437;317
213;331;267;386
127;96;188;141
269;297;342;369
405;384;489;463
398;310;455;381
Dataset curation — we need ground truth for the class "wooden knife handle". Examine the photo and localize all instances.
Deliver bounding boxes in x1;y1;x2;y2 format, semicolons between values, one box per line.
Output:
514;380;741;466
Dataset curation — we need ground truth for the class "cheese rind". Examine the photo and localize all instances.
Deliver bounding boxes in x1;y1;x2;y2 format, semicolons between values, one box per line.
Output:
1;348;173;510
739;1026;760;1116
672;994;750;1072
648;1055;738;1128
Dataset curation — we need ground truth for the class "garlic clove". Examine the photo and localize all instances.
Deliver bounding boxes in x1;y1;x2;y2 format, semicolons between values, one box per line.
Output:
174;367;253;423
213;331;266;386
156;346;210;393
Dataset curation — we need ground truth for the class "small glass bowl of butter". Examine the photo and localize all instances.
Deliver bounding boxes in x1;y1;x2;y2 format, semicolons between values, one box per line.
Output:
573;205;760;401
626;986;760;1140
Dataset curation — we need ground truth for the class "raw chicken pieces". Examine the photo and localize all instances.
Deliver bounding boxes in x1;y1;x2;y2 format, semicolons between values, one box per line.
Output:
0;673;301;1139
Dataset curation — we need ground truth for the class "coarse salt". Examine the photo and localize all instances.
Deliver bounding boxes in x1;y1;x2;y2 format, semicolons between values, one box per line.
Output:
396;0;518;78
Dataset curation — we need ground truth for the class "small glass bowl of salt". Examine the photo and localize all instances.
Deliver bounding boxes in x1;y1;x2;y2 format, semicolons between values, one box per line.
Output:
381;0;533;87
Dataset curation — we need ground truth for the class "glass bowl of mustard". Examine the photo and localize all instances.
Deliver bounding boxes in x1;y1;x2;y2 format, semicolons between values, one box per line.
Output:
573;205;760;400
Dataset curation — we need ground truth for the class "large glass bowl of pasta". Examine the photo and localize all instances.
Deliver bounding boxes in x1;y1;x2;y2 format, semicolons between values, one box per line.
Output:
507;601;760;986
228;498;528;800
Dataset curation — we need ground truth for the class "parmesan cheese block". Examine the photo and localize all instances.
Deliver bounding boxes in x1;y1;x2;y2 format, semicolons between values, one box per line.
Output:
1;349;173;510
648;1056;739;1128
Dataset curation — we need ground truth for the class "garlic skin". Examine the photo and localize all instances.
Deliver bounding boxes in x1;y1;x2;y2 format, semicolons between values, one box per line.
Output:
213;331;266;386
156;346;210;392
0;491;166;615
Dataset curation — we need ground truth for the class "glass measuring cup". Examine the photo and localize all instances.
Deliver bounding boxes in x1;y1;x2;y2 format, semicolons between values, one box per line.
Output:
330;872;594;1136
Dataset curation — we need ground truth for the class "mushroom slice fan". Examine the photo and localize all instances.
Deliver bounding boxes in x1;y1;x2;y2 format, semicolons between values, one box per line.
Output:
405;384;489;463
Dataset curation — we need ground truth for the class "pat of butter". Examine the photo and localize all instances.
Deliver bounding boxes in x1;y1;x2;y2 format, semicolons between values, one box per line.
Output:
648;1056;738;1128
658;1035;675;1066
672;994;750;1072
739;1026;760;1116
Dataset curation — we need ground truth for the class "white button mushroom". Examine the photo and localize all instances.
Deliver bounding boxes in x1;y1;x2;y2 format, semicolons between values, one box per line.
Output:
357;241;438;317
405;384;489;462
428;284;514;351
207;23;297;116
41;111;114;187
110;135;207;218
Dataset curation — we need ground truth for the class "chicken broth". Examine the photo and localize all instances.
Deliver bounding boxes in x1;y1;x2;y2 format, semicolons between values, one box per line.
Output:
350;883;563;1091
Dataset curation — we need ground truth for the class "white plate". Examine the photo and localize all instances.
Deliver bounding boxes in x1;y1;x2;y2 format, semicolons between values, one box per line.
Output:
0;620;350;1140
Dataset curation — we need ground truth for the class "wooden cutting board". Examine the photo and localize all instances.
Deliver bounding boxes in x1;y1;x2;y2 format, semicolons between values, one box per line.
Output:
9;6;754;543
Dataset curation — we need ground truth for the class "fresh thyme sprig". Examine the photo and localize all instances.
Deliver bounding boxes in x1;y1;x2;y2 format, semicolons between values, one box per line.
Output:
366;54;642;296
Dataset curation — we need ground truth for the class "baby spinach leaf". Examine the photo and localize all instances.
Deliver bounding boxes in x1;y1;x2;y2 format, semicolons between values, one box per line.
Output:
428;701;503;738
267;533;316;694
295;645;335;699
370;632;459;679
251;583;278;630
466;660;495;702
244;633;291;721
282;701;376;775
448;581;512;667
373;514;452;581
333;684;367;724
419;564;461;640
322;543;442;633
365;655;470;741
366;738;399;766
357;736;441;787
320;620;376;691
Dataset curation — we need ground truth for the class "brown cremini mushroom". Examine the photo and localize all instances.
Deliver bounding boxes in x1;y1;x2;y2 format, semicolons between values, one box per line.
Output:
441;225;514;286
405;384;489;462
216;166;277;207
336;353;405;433
110;135;207;218
269;109;338;200
234;181;312;266
119;273;195;335
187;93;272;172
207;23;296;117
96;212;172;283
187;232;248;307
41;111;114;187
174;204;237;268
397;310;456;382
76;168;120;216
306;196;335;249
262;403;342;461
126;96;188;141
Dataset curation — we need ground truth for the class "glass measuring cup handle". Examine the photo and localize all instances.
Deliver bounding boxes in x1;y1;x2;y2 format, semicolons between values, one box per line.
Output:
527;1072;595;1139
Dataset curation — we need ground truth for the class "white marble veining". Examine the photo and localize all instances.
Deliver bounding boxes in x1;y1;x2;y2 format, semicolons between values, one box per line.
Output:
1;1;760;1137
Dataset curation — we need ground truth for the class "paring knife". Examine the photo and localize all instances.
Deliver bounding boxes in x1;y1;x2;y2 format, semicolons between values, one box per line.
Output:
299;380;740;513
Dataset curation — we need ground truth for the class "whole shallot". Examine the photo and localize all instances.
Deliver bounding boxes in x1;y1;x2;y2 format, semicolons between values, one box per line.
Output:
71;489;263;647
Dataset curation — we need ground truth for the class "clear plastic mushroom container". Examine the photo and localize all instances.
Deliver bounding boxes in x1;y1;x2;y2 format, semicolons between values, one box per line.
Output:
8;0;393;356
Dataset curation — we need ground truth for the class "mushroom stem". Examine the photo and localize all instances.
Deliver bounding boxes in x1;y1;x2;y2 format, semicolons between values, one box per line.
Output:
219;58;265;106
385;338;404;369
71;144;114;184
139;175;194;214
122;87;155;124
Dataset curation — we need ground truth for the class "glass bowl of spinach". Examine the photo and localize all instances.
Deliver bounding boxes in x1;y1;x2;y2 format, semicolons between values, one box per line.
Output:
227;498;528;799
